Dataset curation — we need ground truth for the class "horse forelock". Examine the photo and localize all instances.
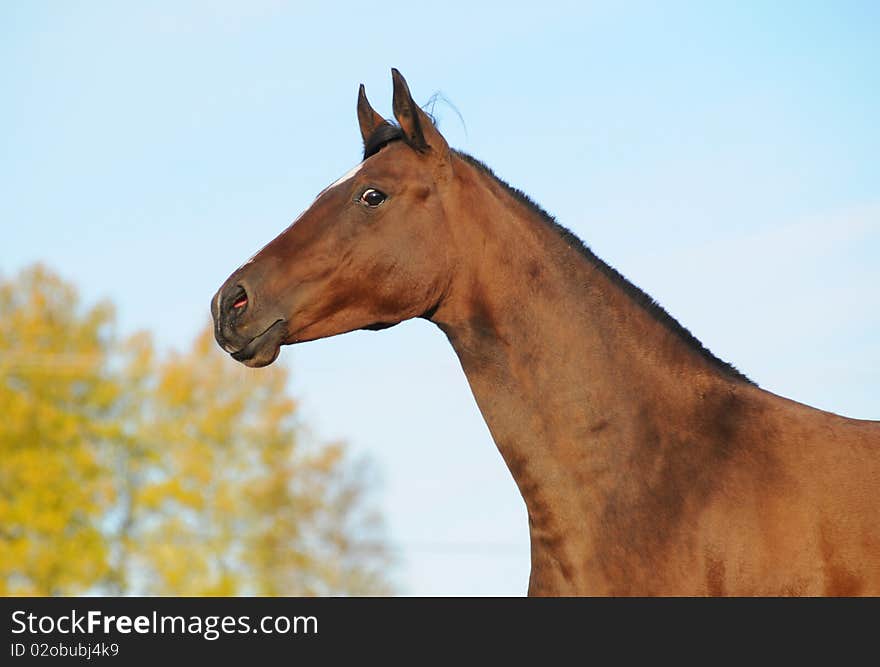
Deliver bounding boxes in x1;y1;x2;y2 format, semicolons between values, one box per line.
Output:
363;124;406;160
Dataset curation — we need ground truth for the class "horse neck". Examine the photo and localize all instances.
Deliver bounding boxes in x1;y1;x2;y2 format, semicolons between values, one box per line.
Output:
430;158;747;591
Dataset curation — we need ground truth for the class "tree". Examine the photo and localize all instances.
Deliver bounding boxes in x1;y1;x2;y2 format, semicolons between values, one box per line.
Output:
0;264;392;595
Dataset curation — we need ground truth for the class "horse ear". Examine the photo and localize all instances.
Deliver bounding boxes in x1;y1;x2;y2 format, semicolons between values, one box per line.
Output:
357;84;388;147
391;68;448;154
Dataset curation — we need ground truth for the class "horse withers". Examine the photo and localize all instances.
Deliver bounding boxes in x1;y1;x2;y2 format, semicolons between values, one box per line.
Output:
212;69;880;596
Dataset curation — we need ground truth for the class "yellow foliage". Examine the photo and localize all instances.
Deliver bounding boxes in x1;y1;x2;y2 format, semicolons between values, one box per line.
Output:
0;265;392;595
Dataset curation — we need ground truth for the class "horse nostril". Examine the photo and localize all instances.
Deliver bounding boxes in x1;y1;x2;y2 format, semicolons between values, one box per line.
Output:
225;285;248;315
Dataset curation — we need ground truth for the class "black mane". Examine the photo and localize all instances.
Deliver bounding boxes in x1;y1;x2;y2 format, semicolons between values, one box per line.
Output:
361;127;754;386
363;124;405;160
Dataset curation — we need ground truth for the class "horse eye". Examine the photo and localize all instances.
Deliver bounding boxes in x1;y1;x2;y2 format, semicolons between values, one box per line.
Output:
360;188;386;207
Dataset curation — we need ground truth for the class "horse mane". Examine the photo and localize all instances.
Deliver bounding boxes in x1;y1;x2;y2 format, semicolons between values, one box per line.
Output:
362;126;755;386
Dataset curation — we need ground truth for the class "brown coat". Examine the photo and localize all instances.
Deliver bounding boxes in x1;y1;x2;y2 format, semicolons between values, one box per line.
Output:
212;70;880;595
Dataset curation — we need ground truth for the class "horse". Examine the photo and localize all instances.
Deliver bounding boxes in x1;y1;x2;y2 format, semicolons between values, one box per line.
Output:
211;69;880;596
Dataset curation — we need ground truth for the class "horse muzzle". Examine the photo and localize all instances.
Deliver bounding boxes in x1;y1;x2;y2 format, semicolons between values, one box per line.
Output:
212;281;288;368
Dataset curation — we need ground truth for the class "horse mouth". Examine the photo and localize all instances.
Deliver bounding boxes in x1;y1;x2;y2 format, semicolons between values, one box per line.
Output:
230;319;286;368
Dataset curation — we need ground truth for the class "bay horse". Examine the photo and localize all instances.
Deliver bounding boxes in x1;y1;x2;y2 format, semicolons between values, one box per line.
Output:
212;69;880;596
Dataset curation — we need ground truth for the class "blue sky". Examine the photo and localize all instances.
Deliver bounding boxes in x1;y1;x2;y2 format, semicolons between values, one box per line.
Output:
2;1;878;595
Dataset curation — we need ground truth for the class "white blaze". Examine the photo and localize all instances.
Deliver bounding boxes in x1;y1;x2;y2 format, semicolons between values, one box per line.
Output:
234;162;364;271
315;161;364;199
